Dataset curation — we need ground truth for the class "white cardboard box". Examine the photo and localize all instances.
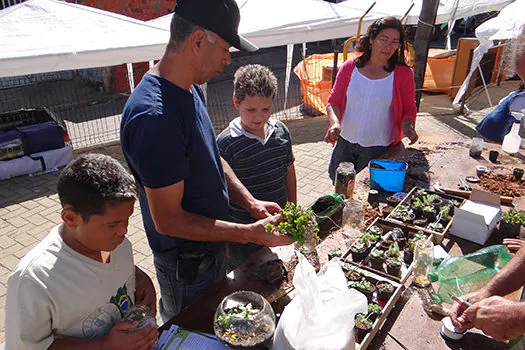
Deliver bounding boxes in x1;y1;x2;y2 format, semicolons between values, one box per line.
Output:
450;189;501;245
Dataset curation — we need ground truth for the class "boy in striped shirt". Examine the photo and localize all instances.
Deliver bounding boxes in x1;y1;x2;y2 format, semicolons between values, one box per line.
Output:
217;64;297;270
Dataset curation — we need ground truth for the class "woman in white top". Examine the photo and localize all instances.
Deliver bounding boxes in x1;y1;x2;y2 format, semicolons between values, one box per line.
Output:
325;16;418;179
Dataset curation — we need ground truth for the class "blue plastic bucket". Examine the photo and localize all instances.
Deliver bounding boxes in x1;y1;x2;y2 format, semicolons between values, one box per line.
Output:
369;159;408;192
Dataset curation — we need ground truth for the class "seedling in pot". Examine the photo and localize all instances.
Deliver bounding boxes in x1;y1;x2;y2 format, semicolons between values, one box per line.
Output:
422;206;436;221
350;277;376;302
354;313;373;343
404;240;416;265
345;268;364;282
386;257;402;277
386;242;400;258
361;231;379;246
369;249;385;270
327;248;341;261
500;209;525;236
427;222;444;232
351;239;369;261
411;197;424;216
376;281;395;301
366;225;383;237
367;302;383;322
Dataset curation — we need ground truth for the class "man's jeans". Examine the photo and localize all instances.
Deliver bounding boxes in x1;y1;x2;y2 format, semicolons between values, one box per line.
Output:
153;248;226;323
328;137;389;181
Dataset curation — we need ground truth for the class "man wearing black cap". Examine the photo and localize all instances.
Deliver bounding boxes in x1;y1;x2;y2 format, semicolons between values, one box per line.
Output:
120;0;290;322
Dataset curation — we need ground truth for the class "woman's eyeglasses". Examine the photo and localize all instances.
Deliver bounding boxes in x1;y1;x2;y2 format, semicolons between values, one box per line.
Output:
376;37;401;48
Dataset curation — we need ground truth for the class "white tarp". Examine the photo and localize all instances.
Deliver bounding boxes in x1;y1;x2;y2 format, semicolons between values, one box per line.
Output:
0;0;170;78
148;0;514;49
453;0;525;108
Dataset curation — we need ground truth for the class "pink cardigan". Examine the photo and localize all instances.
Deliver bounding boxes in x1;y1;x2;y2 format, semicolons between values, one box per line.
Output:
327;56;417;145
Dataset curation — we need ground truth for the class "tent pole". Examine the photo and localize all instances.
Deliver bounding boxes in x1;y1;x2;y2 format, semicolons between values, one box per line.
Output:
126;63;135;93
478;65;493;107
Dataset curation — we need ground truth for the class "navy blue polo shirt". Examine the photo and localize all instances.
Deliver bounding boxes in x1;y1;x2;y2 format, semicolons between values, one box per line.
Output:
120;74;229;254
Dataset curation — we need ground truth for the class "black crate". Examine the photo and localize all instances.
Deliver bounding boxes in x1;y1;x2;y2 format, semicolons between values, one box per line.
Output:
0;107;66;133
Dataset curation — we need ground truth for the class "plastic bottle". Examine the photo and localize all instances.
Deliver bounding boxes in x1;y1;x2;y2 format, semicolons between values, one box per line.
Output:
502;112;523;154
428;245;512;304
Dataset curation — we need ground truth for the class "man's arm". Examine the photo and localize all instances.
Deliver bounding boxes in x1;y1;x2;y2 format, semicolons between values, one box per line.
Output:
286;164;297;204
145;181;289;247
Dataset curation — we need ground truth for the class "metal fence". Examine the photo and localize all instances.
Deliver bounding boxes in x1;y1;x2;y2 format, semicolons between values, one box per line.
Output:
0;44;333;149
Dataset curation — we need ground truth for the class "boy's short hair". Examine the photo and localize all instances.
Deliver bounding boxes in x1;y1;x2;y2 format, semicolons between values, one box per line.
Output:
233;64;278;103
57;154;138;221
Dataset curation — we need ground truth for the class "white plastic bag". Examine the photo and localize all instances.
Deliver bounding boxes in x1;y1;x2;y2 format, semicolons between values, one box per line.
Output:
272;253;368;350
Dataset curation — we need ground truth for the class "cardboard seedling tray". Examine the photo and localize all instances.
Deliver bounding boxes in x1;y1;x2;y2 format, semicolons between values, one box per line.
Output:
337;260;404;350
343;218;432;283
385;187;465;244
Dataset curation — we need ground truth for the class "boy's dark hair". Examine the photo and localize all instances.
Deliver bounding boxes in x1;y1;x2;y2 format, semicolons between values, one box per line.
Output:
233;64;278;103
57;154;138;221
355;16;408;72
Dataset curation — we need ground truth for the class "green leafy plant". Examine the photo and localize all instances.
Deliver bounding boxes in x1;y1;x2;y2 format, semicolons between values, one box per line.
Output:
423;194;441;206
439;206;451;218
448;199;461;207
412;197;424;209
368;303;383;315
351;239;368;252
501;209;525;225
423;206;436;213
265;202;319;245
387;242;400;257
355;313;373;328
386;257;402;267
370;249;384;258
414;230;426;241
367;225;382;236
427;222;444;232
416;189;428;197
351;277;374;292
361;231;379;245
218;303;259;330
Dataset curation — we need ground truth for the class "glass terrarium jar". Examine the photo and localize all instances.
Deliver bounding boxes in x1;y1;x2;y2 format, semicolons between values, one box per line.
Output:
214;291;276;349
293;216;320;271
123;305;156;332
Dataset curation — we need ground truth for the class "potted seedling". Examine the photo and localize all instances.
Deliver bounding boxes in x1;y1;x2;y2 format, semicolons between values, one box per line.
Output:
415;188;428;200
422;206;436;222
367;302;383;322
369;248;385;270
500;209;525;237
327;248;341;261
367;225;383;236
438;206;452;227
404;239;415;265
350;277;376;302
386;257;402;277
361;231;379;246
354;313;373;343
413;217;428;227
345;268;364;282
386;242;400;259
411;197;424;217
427;222;444;232
386;196;401;208
351;239;369;262
376;281;395;301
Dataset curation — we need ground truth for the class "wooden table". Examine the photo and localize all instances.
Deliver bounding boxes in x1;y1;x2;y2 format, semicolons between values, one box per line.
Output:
162;131;525;349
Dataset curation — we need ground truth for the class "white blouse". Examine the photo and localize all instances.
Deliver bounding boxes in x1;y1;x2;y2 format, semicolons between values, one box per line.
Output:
340;67;395;147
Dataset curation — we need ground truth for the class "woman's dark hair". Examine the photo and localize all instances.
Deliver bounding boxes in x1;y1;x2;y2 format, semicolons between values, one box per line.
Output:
57;154;138;221
355;16;408;72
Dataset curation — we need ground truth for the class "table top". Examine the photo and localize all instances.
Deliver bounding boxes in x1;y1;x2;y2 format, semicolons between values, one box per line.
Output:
162;132;525;349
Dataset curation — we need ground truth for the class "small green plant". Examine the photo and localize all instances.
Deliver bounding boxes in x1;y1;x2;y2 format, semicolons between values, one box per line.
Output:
367;225;382;236
370;249;384;258
448;199;461;207
423;206;436;213
356;313;373;328
218;303;259;330
351;277;374;292
265;202;319;245
414;230;426;241
412;197;424;209
361;231;379;245
427;222;444;232
352;239;368;252
386;257;402;267
368;303;383;315
501;209;525;225
407;239;416;251
387;242;400;257
423;194;441;206
439;206;450;218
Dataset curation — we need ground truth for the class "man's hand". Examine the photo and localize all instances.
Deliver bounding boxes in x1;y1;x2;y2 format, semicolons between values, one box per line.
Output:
249;214;291;247
455;296;525;341
324;121;341;145
101;321;157;350
503;238;524;252
135;267;157;316
449;288;492;329
402;119;418;145
248;199;281;220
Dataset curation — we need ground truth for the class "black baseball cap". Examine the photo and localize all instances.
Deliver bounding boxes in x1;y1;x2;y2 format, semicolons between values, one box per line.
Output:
174;0;258;52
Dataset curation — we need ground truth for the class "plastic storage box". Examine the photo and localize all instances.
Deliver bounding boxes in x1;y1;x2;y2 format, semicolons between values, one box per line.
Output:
369;160;408;192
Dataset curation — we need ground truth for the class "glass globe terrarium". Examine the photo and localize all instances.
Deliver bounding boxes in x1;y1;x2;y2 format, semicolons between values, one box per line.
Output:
213;291;276;349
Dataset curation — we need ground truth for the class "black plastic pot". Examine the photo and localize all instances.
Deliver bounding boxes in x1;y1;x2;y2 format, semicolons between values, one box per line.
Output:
386;196;401;207
354;314;372;343
369;255;385;270
500;221;521;237
376;281;394;301
351;248;368;262
413;218;428;227
514;168;524;181
422;210;436;222
386;260;402;277
403;247;414;265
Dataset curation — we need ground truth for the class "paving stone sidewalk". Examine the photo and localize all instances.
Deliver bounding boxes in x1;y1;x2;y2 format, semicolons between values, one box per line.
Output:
0;84;511;344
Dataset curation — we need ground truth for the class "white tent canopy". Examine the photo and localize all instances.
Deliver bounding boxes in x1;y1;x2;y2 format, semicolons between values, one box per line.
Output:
0;0;170;78
149;0;514;49
453;0;525;107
